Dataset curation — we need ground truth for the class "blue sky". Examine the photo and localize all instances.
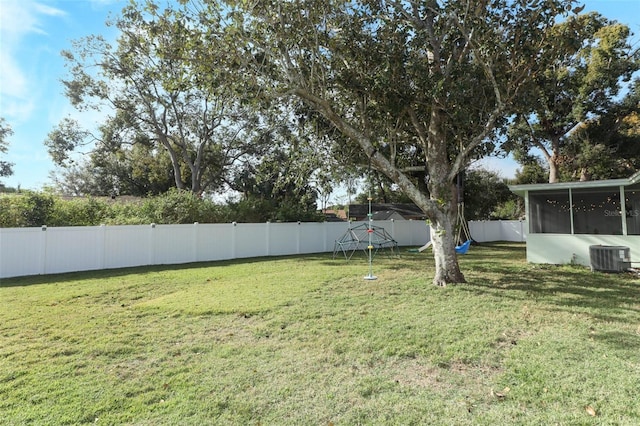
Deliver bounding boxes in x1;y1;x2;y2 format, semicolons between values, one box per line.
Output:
1;0;639;191
1;0;126;190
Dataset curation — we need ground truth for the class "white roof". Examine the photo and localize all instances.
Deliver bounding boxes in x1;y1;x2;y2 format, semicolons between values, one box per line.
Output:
509;171;640;196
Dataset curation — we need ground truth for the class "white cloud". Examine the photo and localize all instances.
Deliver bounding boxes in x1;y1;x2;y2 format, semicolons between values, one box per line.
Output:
0;0;66;120
0;1;36;40
33;2;67;18
0;0;65;39
0;98;36;121
0;51;27;99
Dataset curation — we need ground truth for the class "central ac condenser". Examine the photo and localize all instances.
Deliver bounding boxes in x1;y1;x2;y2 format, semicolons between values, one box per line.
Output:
589;245;631;272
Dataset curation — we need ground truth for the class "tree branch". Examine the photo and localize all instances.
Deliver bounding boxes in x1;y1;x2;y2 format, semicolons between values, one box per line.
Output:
293;87;436;215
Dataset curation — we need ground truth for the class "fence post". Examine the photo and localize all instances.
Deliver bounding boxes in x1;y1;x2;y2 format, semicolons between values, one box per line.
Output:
266;221;271;256
231;222;237;259
390;219;396;242
98;224;106;270
323;222;328;253
148;224;156;266
39;225;47;275
193;222;199;262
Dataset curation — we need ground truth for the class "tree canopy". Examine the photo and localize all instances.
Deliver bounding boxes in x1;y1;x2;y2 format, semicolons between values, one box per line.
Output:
49;141;176;197
504;12;639;183
559;79;640;181
190;0;580;285
47;2;270;195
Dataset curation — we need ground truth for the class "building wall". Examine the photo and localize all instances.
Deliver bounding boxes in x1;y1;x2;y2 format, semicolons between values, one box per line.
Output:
525;233;640;266
515;184;640;266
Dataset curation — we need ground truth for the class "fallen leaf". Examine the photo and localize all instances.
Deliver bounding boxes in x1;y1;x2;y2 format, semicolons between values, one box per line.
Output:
492;389;507;399
585;406;597;416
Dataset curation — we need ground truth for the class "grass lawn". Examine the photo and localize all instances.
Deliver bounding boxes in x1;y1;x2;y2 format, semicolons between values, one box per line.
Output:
1;242;639;425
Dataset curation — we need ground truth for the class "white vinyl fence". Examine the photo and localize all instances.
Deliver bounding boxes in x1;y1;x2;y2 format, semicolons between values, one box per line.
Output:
468;220;526;244
0;220;525;279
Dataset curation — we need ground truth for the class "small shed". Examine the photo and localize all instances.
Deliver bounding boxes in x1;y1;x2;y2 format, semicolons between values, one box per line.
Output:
371;210;405;221
348;203;426;221
509;172;640;267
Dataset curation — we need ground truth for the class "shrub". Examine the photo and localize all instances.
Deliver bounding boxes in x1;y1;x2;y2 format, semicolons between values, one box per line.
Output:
138;189;229;224
0;189;317;227
49;197;111;226
0;192;54;227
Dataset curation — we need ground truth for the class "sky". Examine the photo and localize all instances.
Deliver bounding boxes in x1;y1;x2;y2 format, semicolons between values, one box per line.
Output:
1;0;639;191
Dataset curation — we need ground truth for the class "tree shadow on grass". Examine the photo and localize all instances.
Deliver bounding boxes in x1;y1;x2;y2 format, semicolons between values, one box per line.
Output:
592;330;640;354
462;260;640;325
460;260;640;359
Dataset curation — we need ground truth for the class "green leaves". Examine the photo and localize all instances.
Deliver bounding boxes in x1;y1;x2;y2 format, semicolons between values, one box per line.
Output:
0;118;14;179
505;10;640;182
54;0;277;196
44;118;95;167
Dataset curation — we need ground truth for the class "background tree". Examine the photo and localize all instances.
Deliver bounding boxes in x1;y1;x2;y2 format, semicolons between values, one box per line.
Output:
354;171;413;205
46;2;266;195
50;139;176;196
229;138;324;223
513;158;549;185
504;12;639;183
193;0;579;285
0;118;15;184
559;79;640;181
462;169;517;221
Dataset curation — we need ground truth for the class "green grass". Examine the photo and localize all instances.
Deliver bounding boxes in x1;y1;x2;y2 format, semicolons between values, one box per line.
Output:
1;243;639;425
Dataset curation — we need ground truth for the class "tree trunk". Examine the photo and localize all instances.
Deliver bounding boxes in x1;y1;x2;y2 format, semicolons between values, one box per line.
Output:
431;227;466;287
422;183;466;287
579;168;590;181
423;108;466;286
548;156;559;183
157;136;187;190
534;136;560;184
547;137;562;183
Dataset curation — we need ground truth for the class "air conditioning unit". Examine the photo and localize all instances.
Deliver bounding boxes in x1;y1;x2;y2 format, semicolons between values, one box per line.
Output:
589;245;631;272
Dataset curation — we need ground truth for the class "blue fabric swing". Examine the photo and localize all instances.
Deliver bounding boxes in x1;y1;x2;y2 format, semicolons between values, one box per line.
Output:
455;240;471;254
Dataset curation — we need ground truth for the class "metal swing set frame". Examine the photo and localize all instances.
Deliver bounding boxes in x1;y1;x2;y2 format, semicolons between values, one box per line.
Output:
332;222;400;260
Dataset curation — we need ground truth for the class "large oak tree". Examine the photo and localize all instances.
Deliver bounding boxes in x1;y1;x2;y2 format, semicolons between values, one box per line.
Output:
559;79;640;181
46;2;266;195
194;0;579;285
504;12;639;183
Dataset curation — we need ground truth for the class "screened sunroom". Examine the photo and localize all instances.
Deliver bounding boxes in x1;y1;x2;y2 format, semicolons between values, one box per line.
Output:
509;172;640;266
